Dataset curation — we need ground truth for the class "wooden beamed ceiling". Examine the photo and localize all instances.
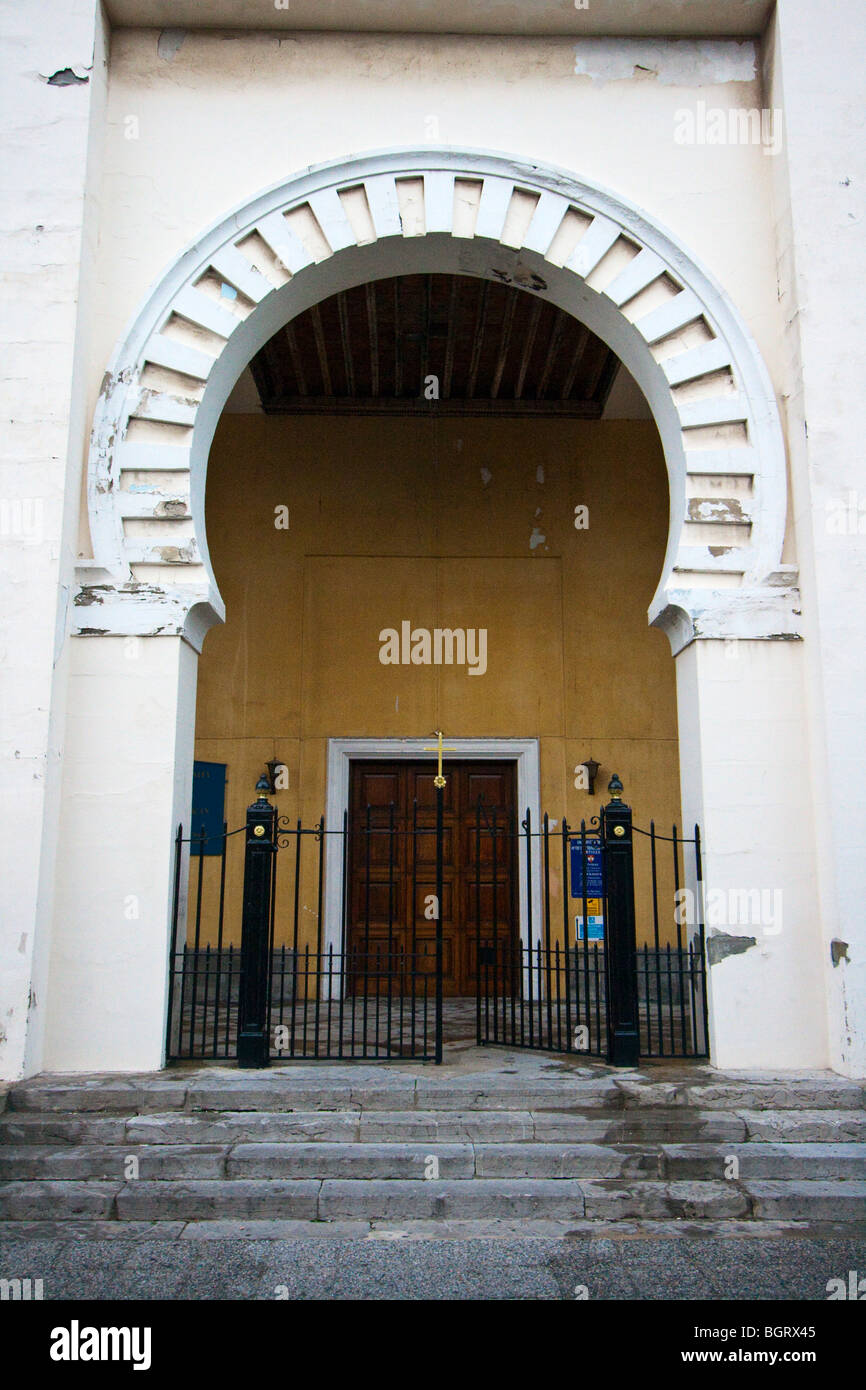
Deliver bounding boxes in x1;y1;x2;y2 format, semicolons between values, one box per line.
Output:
249;274;620;417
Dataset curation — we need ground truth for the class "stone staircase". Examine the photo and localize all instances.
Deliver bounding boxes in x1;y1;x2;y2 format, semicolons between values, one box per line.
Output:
1;1053;865;1239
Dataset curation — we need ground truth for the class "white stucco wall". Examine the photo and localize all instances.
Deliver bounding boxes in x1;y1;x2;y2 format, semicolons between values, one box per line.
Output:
676;637;827;1069
767;0;866;1076
42;634;197;1073
0;0;108;1080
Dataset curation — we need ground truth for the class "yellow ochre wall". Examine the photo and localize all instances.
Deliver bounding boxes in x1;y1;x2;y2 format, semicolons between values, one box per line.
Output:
192;411;683;946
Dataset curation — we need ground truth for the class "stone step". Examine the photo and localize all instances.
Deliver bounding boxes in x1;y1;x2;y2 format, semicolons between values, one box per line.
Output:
3;1137;862;1184
191;1178;589;1221
0;1140;662;1182
3;1174;864;1224
7;1071;863;1116
618;1078;866;1111
357;1111;536;1143
316;1178;596;1220
0;1114;132;1145
0;1178;581;1222
4;1098;864;1165
471;1143;654;1178
409;1080;620;1111
578;1177;866;1221
4;1107;865;1150
0;1181;123;1220
223;1141;657;1179
529;1109;748;1143
737;1109;866;1142
742;1179;866;1222
223;1142;472;1179
7;1215;861;1243
0;1144;228;1182
4;1080;615;1115
33;1109;536;1146
662;1142;866;1181
7;1079;190;1114
0;1106;768;1146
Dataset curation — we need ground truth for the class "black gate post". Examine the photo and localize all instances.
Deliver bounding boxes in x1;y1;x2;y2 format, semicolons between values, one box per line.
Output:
603;775;640;1067
434;779;444;1064
237;776;276;1068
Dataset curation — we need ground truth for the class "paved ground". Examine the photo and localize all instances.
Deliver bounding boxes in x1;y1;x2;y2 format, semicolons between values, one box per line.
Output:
1;1232;864;1300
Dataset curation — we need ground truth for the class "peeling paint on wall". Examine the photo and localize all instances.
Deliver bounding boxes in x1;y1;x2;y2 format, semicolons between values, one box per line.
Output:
43;68;89;86
688;498;747;523
707;931;757;966
157;30;187;63
831;939;850;966
158;545;195;564
73;586;111;606
491;265;547;293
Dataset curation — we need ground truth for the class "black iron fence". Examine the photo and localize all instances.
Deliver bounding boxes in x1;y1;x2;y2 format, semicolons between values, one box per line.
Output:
166;822;242;1062
166;775;708;1065
166;806;441;1063
632;820;709;1058
473;798;708;1060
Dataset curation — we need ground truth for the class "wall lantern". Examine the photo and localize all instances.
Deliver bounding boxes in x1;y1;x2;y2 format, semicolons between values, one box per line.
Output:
581;758;600;795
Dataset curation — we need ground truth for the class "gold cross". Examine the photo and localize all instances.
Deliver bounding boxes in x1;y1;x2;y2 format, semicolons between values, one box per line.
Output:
423;730;457;788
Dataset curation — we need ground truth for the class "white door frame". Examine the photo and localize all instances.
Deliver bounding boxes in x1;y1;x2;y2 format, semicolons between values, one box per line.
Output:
323;737;543;961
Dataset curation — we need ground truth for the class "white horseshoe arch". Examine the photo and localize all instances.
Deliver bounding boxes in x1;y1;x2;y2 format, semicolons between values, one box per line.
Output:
77;148;799;653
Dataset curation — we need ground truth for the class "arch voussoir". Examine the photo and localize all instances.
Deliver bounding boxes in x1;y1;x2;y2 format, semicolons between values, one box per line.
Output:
76;149;798;654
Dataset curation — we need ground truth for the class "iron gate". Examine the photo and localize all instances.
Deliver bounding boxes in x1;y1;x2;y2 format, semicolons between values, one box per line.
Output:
473;785;709;1061
166;801;441;1063
166;773;708;1065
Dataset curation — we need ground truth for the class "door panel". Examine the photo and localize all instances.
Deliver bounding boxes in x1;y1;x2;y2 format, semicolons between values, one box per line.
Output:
348;759;516;995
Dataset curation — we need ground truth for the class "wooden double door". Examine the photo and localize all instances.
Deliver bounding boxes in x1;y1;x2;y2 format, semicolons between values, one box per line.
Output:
348;760;517;997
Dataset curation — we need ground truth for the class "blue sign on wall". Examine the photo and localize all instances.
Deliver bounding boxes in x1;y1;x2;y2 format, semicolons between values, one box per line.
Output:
575;914;605;942
191;761;227;855
570;835;604;898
